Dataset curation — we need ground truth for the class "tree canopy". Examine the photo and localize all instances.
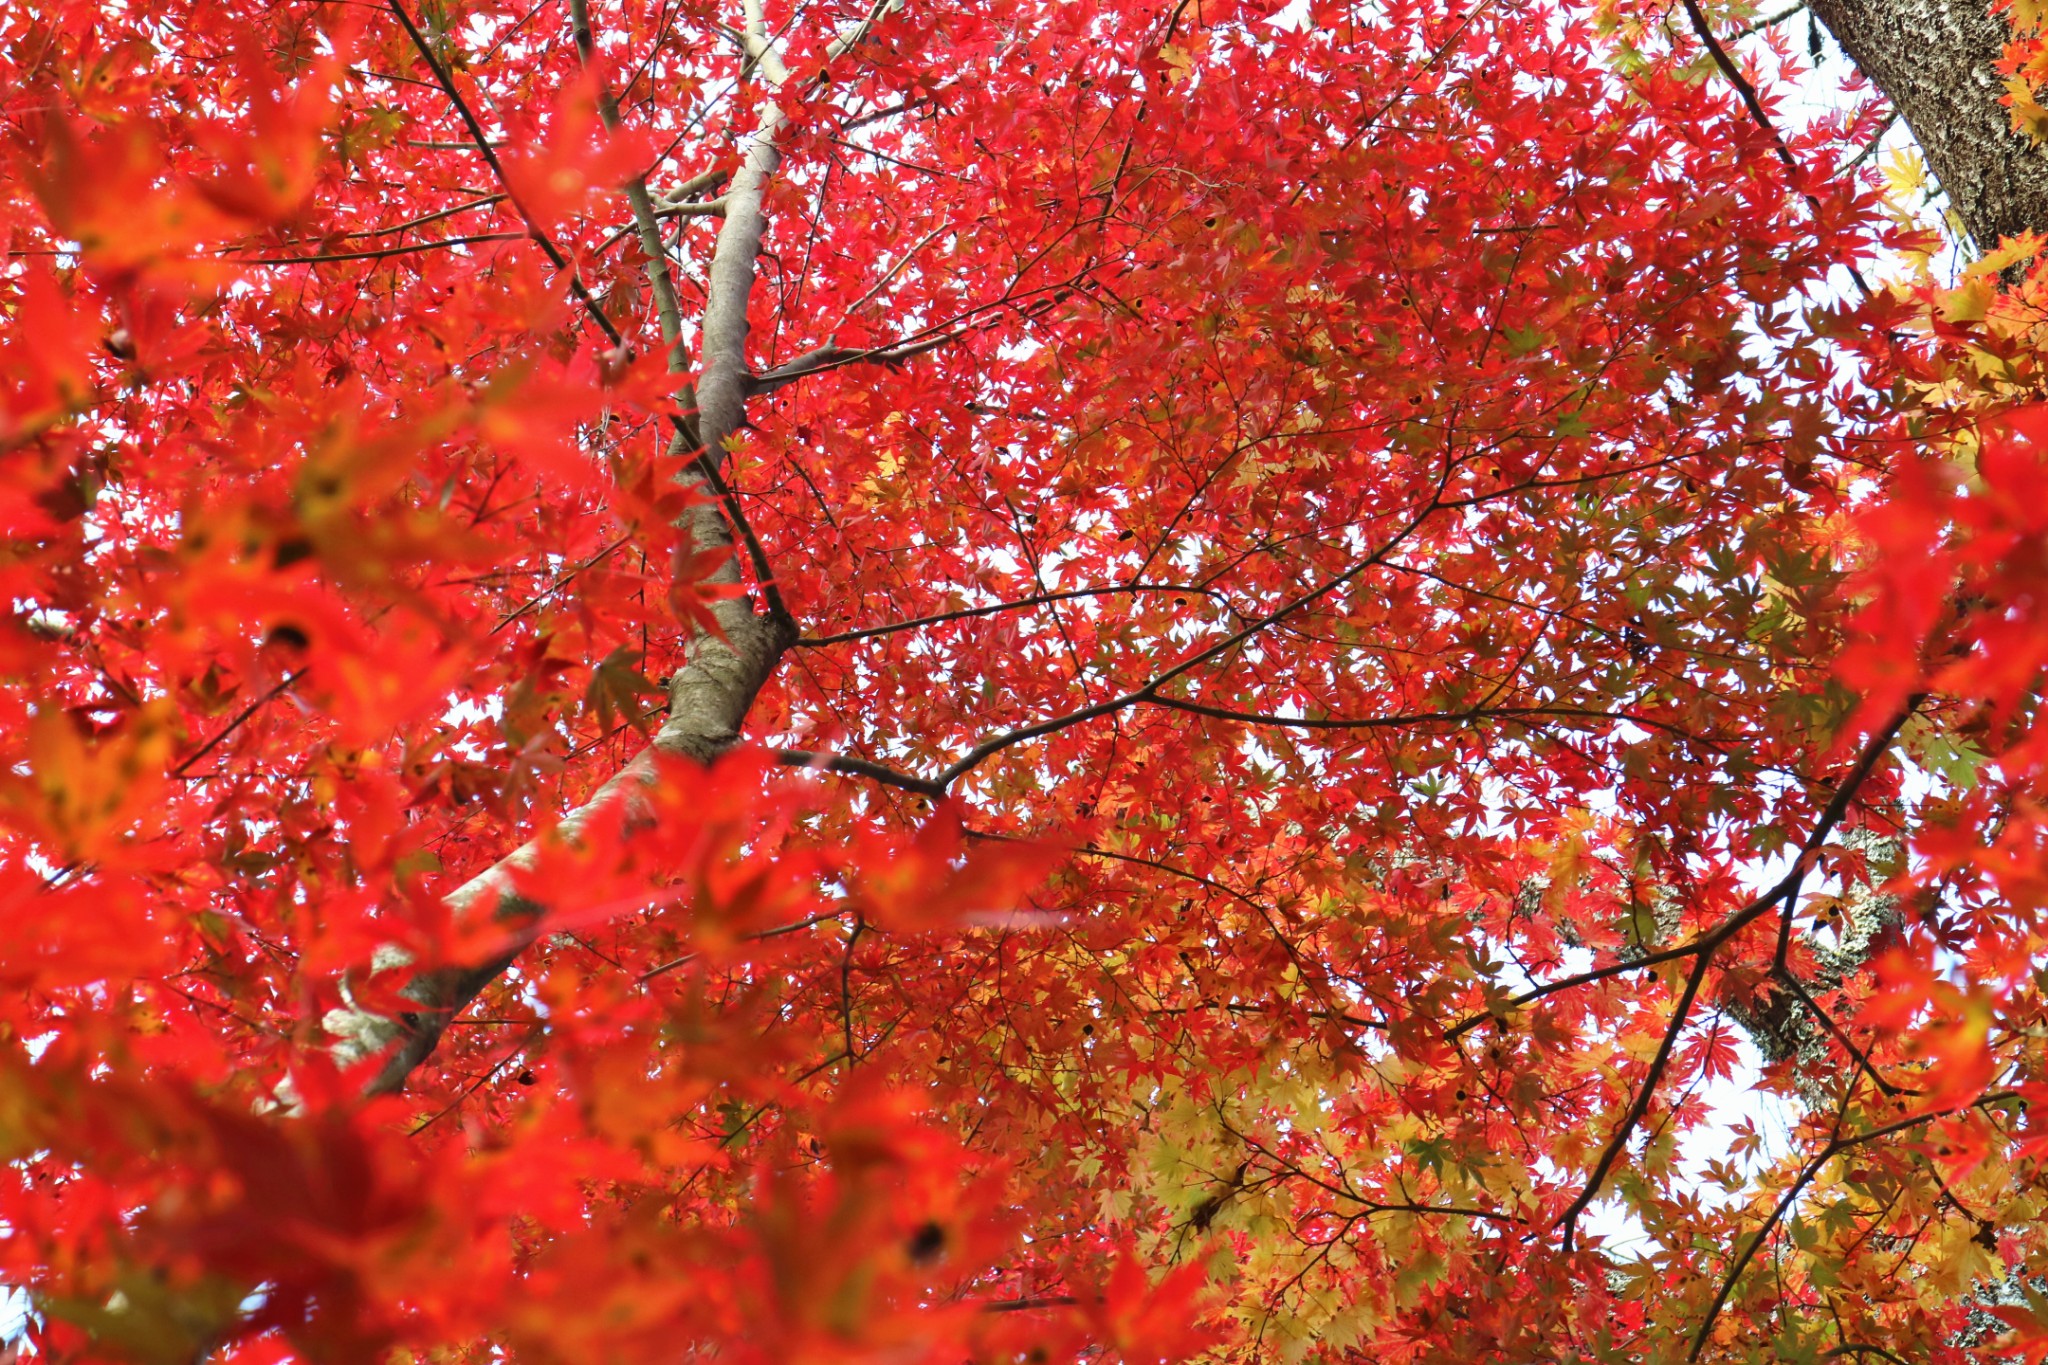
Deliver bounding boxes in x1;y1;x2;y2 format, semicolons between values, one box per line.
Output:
5;0;2048;1360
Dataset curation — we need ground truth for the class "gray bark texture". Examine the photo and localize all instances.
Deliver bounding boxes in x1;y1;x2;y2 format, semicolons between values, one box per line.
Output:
1812;0;2048;250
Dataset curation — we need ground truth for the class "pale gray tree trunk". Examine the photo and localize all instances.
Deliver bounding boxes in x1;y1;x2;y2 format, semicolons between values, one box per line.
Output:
322;0;899;1101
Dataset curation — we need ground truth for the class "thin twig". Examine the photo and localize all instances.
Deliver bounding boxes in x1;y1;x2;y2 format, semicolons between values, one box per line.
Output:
800;583;1216;646
385;0;624;345
170;669;307;777
1556;948;1712;1246
774;748;945;797
231;232;527;266
1725;0;1808;41
1848;109;1901;169
1687;1094;2016;1359
935;502;1444;789
1676;0;1876;297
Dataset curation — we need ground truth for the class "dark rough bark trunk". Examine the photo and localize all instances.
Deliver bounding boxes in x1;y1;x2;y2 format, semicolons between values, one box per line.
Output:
1812;0;2048;251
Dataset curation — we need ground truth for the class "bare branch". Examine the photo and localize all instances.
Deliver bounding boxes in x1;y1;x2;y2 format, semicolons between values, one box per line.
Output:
384;0;626;345
774;748;945;797
798;583;1219;647
232;232;528;266
935;501;1444;788
1687;1093;2017;1360
171;669;307;777
1555;948;1711;1248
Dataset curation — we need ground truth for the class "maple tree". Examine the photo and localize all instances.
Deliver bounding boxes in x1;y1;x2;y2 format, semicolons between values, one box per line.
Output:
7;0;2048;1357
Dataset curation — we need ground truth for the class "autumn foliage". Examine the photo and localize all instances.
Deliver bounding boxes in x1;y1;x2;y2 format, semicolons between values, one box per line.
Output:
5;0;2048;1359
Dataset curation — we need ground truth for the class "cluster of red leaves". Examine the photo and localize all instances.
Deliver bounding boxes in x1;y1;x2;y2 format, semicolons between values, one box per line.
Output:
1840;276;2048;1144
5;0;2048;1361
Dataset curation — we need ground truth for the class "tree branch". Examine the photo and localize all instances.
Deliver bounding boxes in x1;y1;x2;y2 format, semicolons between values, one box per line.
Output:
1687;1094;2016;1359
798;583;1217;647
171;669;307;777
934;502;1445;789
1556;947;1711;1248
232;232;528;266
336;0;809;1098
384;0;624;345
1443;703;1917;1041
774;748;945;797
